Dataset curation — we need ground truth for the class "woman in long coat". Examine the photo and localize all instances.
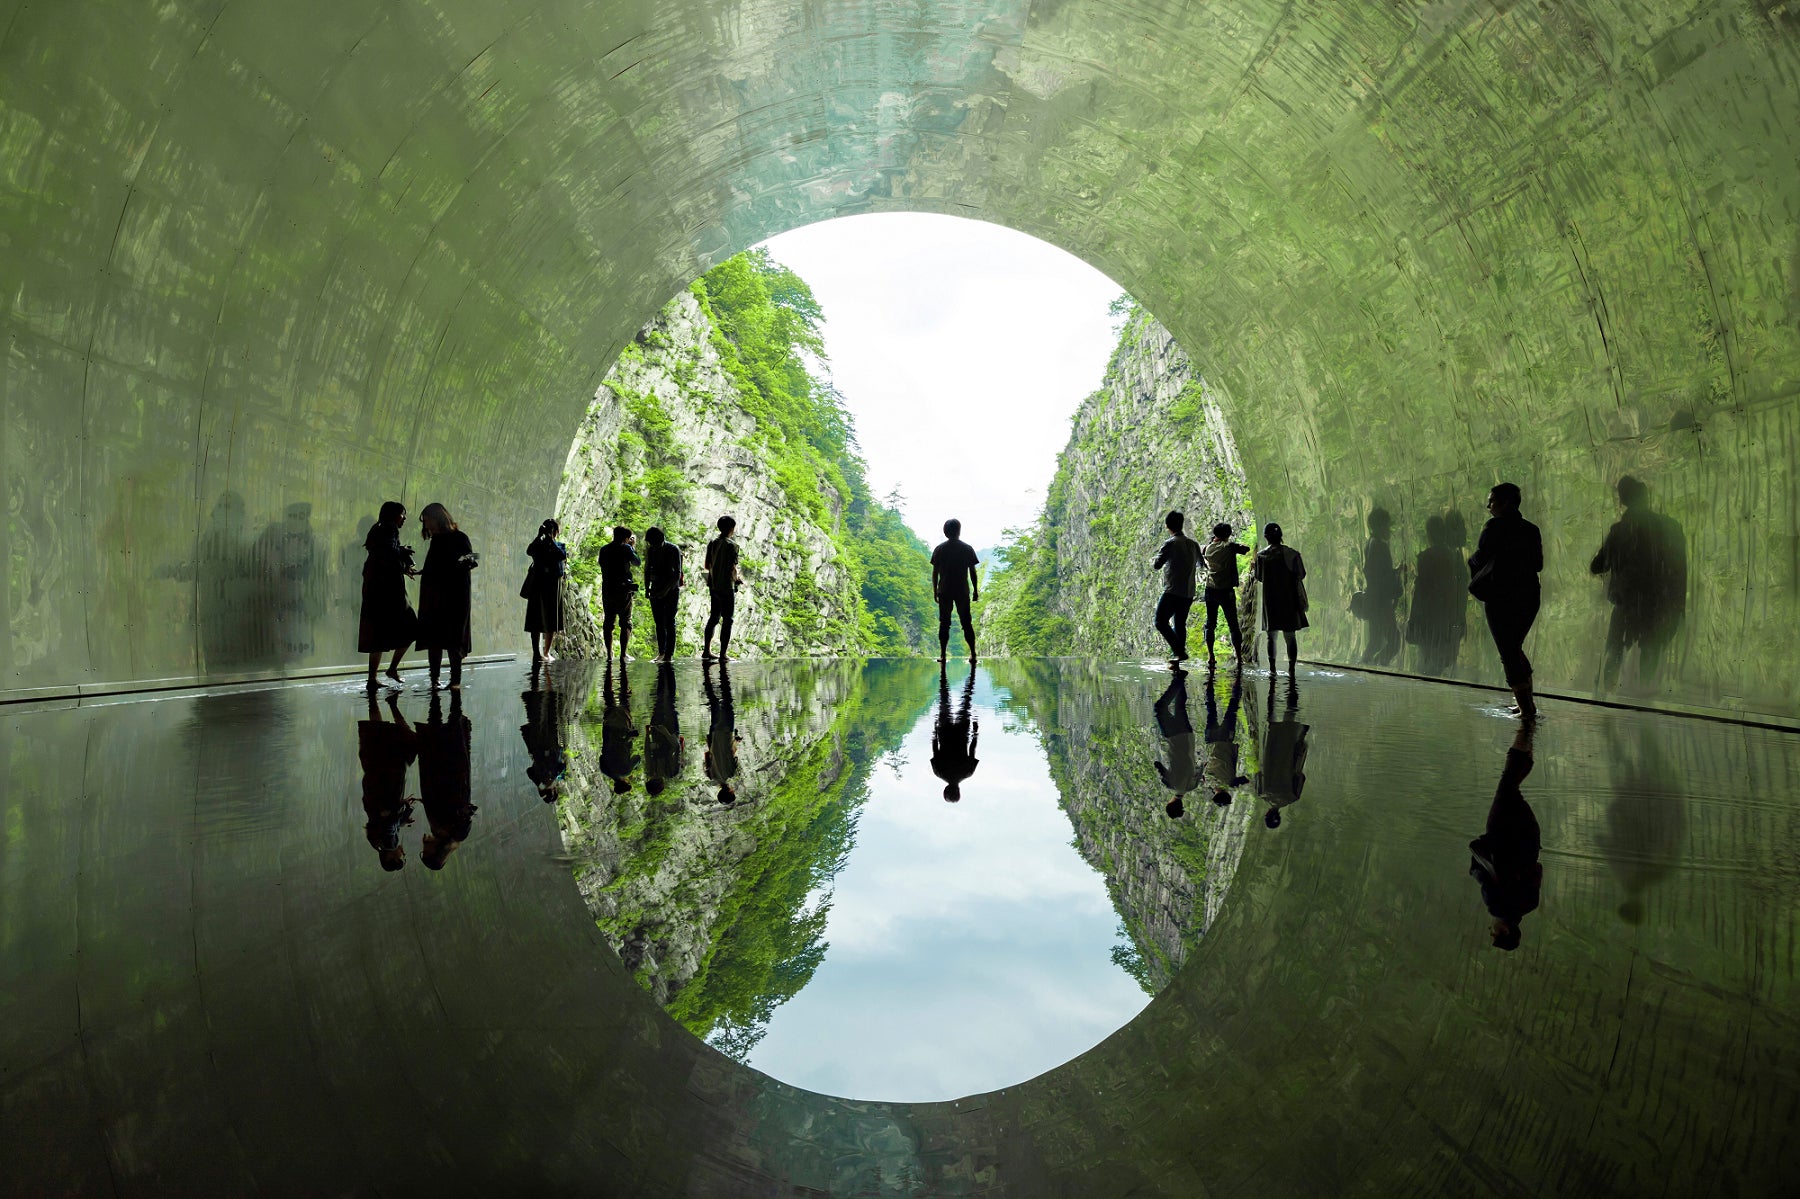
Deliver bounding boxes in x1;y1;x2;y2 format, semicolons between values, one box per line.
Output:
415;502;477;690
523;518;568;662
358;501;416;690
1253;522;1308;677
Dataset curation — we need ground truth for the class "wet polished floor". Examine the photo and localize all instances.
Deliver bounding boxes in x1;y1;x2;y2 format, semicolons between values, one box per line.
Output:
3;657;1797;1196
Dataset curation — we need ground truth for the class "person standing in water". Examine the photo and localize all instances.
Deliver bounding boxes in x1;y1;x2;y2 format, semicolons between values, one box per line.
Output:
1150;510;1201;668
523;518;567;663
1253;523;1308;677
702;516;742;662
596;526;640;661
358;501;416;691
414;503;477;690
1200;521;1251;666
643;526;684;663
930;664;981;802
930;518;980;664
1468;482;1543;721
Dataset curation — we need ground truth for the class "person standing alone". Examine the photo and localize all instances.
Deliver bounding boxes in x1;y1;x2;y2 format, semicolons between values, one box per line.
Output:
1468;482;1543;722
702;515;741;661
930;519;980;664
1150;510;1201;668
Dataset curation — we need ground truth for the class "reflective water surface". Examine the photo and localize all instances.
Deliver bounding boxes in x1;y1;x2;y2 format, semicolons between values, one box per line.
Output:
3;657;1797;1196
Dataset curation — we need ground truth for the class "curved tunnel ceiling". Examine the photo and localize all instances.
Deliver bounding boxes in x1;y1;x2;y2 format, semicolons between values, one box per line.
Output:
2;0;1798;713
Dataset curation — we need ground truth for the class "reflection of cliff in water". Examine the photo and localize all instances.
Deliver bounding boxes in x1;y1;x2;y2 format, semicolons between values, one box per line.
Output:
988;660;1259;993
558;659;934;1060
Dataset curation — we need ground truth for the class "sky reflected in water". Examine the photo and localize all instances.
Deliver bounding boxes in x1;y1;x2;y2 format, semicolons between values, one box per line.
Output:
745;668;1148;1100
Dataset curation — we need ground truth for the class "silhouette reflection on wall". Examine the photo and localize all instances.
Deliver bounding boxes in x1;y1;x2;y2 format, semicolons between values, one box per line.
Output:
1599;718;1686;925
359;692;418;871
1591;476;1687;692
1406;511;1470;675
1467;725;1541;951
1355;507;1404;667
418;691;475;871
930;664;980;802
1255;677;1309;829
159;492;325;673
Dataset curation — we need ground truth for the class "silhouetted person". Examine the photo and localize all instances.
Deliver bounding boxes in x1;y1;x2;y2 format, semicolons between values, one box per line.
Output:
1254;523;1308;677
1468;482;1543;721
930;664;980;802
598;664;639;795
1468;723;1540;951
931;518;980;663
1405;513;1469;675
644;663;685;796
597;525;641;661
1202;669;1247;808
1591;476;1687;691
702;515;741;661
1255;677;1309;828
1152;670;1198;818
415;502;477;690
359;690;417;872
359;501;417;690
523;518;568;663
1356;507;1404;666
519;662;568;802
644;526;684;663
1200;521;1251;666
1150;510;1200;667
703;660;742;803
417;690;475;871
196;491;257;669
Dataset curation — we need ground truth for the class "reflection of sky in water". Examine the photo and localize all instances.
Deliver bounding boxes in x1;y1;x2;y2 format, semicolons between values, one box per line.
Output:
746;669;1149;1101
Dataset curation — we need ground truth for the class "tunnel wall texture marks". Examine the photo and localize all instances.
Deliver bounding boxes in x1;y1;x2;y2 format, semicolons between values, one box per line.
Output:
2;0;1798;716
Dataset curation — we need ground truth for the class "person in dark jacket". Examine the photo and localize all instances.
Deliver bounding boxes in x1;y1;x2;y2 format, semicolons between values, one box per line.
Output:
1467;482;1543;721
1405;513;1469;675
643;526;684;663
1468;723;1540;951
930;663;981;802
1150;510;1201;667
1199;521;1251;666
523;518;567;663
358;501;417;690
359;690;417;871
519;662;568;802
1152;669;1198;818
598;526;641;661
644;663;685;796
415;502;477;690
1253;523;1308;677
599;664;639;795
417;691;475;871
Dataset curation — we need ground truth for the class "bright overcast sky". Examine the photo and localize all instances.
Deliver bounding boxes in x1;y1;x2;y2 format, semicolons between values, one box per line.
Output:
757;213;1123;550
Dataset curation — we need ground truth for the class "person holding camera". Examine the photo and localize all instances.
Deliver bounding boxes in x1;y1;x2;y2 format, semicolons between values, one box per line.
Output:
597;525;641;661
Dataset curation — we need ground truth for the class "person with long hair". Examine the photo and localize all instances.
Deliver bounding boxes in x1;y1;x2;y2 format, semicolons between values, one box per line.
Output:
415;502;478;690
358;501;417;690
523;517;567;662
1253;523;1308;677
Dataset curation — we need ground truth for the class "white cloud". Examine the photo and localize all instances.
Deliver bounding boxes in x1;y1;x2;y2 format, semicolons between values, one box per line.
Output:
758;213;1123;548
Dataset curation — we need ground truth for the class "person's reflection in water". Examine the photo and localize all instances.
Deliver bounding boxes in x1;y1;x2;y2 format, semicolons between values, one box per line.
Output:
519;662;568;803
1590;476;1687;692
1255;678;1310;828
417;691;475;871
704;660;742;804
1405;513;1469;675
1468;723;1540;951
644;663;685;797
1152;670;1197;818
930;664;981;803
599;664;640;795
1599;719;1685;925
359;691;417;872
1202;669;1247;810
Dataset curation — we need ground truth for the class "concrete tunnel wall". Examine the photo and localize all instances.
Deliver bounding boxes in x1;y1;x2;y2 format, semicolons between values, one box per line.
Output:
2;0;1798;717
